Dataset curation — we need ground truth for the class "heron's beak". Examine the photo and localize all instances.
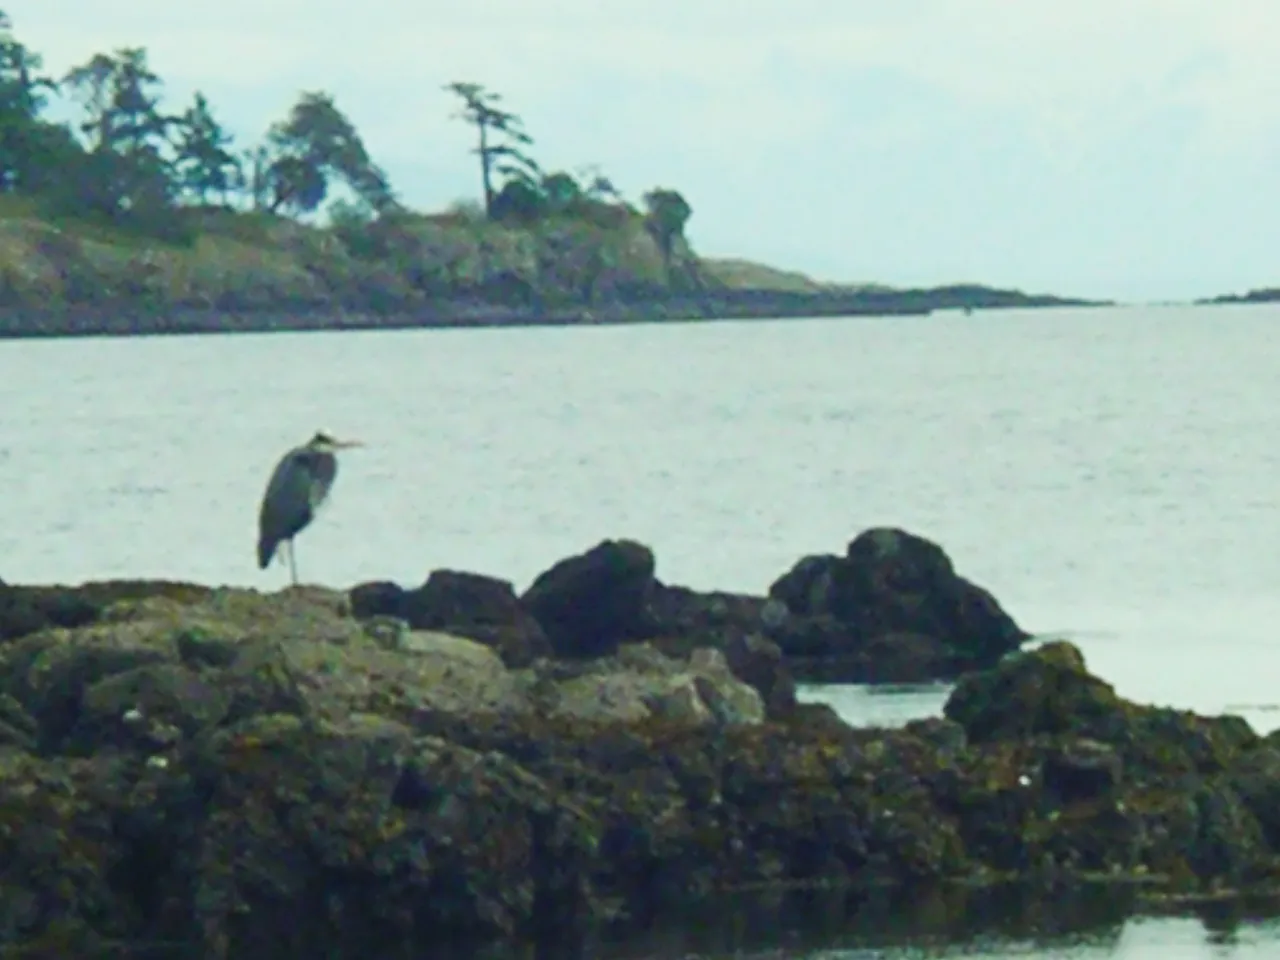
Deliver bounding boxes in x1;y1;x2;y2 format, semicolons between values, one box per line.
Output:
335;438;364;449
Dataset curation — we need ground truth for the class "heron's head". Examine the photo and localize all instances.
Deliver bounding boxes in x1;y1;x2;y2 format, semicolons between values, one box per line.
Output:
307;431;364;454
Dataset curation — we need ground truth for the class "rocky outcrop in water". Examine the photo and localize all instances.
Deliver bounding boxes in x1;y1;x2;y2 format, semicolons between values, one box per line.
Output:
345;528;1028;687
763;528;1031;682
0;534;1279;956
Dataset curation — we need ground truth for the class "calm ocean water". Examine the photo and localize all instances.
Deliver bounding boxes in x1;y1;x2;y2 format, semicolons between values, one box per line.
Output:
3;303;1280;956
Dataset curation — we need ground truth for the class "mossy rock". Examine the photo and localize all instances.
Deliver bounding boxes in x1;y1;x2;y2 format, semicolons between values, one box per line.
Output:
0;579;211;644
944;641;1125;743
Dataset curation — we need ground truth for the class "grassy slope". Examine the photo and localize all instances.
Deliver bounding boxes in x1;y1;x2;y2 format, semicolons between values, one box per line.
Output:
698;257;899;295
0;197;842;311
699;258;835;293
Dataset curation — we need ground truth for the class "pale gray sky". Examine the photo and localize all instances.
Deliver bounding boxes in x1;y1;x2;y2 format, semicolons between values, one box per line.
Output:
10;1;1280;301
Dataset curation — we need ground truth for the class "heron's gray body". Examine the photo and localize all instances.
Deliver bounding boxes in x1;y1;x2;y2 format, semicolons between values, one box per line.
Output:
256;432;358;583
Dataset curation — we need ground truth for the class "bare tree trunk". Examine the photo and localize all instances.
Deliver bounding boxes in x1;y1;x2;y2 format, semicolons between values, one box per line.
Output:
478;123;494;218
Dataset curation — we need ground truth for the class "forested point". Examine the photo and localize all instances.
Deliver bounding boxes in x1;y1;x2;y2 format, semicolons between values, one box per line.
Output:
0;12;1107;328
0;10;731;313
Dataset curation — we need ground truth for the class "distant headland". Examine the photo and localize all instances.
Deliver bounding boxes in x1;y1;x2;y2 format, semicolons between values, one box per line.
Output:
0;13;1107;339
1196;288;1280;306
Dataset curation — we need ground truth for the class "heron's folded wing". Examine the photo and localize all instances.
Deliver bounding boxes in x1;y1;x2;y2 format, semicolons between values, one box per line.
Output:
260;450;317;541
297;450;339;510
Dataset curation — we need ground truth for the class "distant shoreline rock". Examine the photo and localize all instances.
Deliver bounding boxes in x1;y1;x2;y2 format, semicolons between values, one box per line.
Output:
1198;288;1280;306
0;284;1109;341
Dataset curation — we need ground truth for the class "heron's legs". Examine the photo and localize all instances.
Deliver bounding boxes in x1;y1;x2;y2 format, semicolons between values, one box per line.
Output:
286;540;298;586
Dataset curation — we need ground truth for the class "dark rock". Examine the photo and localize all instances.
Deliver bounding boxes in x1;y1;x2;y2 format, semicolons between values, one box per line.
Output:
842;528;1027;662
645;584;794;717
945;641;1259;781
0;751;140;950
493;527;1028;688
350;572;551;668
721;632;797;718
780;701;851;735
647;583;769;652
3;635;174;752
390;761;437;810
185;713;599;953
1120;709;1258;781
0;580;211;644
944;641;1124;744
1028;782;1147;877
73;664;230;754
521;539;657;659
1228;742;1280;848
173;625;240;669
767;553;842;617
933;641;1275;882
0;693;37;751
218;640;311;726
766;529;1028;683
785;630;961;684
1179;780;1266;883
404;570;551;668
904;717;967;760
348;580;405;620
1041;739;1122;805
0;584;97;641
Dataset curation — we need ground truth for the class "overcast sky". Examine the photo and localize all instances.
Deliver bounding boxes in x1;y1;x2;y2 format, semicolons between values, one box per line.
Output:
9;1;1280;302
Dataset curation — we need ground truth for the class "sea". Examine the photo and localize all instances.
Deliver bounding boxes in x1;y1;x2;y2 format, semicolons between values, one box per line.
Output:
2;303;1280;958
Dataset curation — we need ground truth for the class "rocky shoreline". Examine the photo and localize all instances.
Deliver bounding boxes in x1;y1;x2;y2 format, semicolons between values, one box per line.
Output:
1;527;1276;957
0;285;1104;341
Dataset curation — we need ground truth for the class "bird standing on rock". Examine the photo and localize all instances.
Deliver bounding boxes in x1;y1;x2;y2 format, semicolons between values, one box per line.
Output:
257;431;363;585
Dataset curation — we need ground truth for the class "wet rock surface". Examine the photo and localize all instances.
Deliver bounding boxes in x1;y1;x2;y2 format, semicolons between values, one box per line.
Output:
2;534;1278;955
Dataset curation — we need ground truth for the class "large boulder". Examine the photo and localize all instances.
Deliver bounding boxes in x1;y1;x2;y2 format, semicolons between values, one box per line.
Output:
721;631;797;717
943;640;1124;743
520;539;658;659
945;640;1259;780
765;528;1029;682
938;641;1269;883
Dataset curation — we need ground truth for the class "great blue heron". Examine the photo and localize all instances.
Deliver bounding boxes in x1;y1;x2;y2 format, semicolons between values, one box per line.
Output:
257;431;363;585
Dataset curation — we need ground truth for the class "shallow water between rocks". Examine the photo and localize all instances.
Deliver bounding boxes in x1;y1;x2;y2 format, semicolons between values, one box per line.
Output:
2;303;1280;957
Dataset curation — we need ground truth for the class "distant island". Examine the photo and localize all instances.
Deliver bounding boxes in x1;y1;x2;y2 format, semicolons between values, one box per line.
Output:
1196;288;1280;306
0;12;1107;339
